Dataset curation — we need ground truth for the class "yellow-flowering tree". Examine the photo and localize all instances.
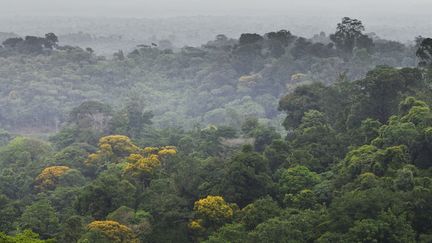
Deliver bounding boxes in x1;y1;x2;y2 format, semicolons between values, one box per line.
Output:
107;206;152;238
193;195;234;226
123;146;177;187
35;166;71;191
122;146;177;210
157;146;177;157
189;195;235;240
85;135;140;167
85;220;136;243
124;154;160;182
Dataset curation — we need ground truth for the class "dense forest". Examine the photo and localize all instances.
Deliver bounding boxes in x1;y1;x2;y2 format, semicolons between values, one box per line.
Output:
0;17;432;242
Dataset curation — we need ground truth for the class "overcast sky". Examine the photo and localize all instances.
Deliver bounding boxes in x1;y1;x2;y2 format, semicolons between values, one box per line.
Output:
2;0;432;18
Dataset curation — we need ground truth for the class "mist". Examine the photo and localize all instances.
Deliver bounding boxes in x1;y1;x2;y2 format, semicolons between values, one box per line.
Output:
3;0;432;18
2;0;432;242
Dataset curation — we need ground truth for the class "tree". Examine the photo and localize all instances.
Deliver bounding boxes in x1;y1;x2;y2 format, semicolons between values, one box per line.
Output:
44;33;58;49
76;172;135;219
193;196;234;226
340;144;409;181
204;223;250;243
123;153;160;185
85;135;140;171
239;34;263;46
109;101;153;139
35;166;71;191
278;165;320;196
83;220;136;243
19;200;60;239
344;211;415;243
0;230;48;243
240;196;281;230
233;34;265;74
139;178;190;243
265;30;295;58
347;66;420;126
357;118;382;144
265;30;294;47
69;101;112;133
107;206;152;239
222;145;273;207
122;145;177;208
61;216;84;243
0;137;52;170
288;110;342;171
0;137;52;199
253;126;281;152
52;143;95;175
249;217;302;243
330;17;372;55
2;37;23;48
416;38;432;67
263;139;290;172
329;188;403;231
279;83;327;130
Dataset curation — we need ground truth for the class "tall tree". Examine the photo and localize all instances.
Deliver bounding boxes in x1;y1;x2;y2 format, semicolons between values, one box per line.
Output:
416;38;432;67
330;17;373;55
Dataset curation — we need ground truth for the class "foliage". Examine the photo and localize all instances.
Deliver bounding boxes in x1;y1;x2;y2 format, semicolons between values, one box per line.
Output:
1;21;432;243
19;199;60;239
35;166;71;191
0;230;51;243
84;220;136;243
193;196;234;226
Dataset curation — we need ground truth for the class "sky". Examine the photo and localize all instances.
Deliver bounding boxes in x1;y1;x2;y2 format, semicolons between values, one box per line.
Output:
2;0;432;18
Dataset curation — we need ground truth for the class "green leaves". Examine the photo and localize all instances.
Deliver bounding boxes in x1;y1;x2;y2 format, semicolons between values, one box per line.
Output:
19;199;60;239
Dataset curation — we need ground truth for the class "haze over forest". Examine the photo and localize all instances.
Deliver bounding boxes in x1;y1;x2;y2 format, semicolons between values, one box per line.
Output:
1;0;432;53
3;0;432;17
1;1;432;242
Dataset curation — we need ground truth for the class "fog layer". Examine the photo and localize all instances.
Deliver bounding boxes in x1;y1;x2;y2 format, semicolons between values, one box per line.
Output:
3;0;432;18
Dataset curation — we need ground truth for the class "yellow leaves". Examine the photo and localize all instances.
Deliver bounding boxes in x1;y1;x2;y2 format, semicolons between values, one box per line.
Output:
35;166;71;190
87;220;136;243
189;196;234;237
143;147;159;154
85;135;140;166
123;146;177;181
158;146;177;156
193;195;233;224
124;154;161;177
162;145;177;150
188;219;205;232
125;153;145;163
85;135;178;168
99;135;140;155
84;134;177;183
100;143;113;153
144;146;177;156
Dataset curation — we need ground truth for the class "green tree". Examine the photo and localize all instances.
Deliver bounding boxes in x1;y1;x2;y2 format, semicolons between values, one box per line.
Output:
416;38;432;67
344;211;415;243
222;145;273;207
240;196;281;230
250;218;297;242
330;17;372;55
204;223;250;243
279;83;326;130
76;172;135;219
19;199;61;239
61;216;84;243
0;230;49;243
278;165;320;195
